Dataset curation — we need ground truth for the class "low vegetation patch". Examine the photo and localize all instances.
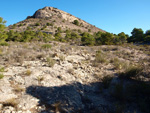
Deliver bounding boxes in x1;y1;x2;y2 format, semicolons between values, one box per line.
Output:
118;65;143;79
13;85;25;93
25;70;32;76
111;58;127;70
46;57;56;67
0;42;9;46
2;98;18;109
0;67;5;72
0;73;4;79
41;44;52;49
37;76;44;82
93;50;108;66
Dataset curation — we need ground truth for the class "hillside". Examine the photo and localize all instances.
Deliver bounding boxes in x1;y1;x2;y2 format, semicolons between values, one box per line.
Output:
0;41;150;113
8;7;105;34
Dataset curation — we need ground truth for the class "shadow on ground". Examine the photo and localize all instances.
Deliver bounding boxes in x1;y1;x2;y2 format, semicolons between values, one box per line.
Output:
26;82;111;113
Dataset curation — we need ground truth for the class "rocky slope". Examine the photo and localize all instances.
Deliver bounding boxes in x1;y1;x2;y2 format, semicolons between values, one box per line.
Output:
0;42;150;113
8;7;105;34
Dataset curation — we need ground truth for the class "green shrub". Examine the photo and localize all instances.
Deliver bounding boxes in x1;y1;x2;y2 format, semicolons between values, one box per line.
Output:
57;27;62;33
35;23;40;26
96;32;114;45
88;29;91;32
41;25;47;30
18;23;23;27
0;67;5;72
81;32;95;46
62;19;65;23
0;73;4;79
0;42;9;46
46;22;53;26
26;26;31;30
78;29;82;33
73;20;79;26
54;32;62;41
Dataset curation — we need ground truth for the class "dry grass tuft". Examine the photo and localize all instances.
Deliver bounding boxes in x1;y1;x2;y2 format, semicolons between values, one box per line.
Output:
2;98;18;109
46;57;56;67
24;70;32;76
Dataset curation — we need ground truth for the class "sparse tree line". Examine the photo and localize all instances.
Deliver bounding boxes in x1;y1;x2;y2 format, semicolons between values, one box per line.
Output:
0;17;150;45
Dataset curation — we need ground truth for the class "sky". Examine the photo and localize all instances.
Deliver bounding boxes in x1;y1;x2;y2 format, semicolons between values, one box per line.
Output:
0;0;150;35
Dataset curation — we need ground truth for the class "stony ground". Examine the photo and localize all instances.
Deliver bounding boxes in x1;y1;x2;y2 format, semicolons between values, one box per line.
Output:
0;42;150;113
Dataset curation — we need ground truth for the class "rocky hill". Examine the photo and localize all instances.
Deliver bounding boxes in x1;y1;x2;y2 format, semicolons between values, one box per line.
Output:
8;7;105;34
1;6;150;113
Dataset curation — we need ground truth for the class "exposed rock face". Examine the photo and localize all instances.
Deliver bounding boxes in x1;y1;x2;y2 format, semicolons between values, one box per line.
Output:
33;7;87;23
32;7;54;18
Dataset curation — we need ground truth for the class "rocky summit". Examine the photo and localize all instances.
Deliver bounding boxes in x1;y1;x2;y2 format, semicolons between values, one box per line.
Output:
8;7;105;34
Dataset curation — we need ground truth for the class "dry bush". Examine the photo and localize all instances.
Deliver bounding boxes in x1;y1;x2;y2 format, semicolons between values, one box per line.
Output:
13;85;25;93
118;64;143;79
111;58;128;70
36;76;44;82
46;57;56;67
36;54;45;60
59;55;65;61
93;50;108;66
2;98;18;109
24;70;32;76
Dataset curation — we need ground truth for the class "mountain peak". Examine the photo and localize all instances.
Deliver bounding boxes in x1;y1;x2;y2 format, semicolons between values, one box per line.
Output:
9;7;105;33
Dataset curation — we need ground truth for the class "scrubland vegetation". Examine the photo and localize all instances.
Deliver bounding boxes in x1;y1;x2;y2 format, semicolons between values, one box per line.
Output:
1;17;150;46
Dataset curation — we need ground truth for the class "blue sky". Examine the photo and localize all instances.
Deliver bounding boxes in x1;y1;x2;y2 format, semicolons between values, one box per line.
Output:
0;0;150;35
